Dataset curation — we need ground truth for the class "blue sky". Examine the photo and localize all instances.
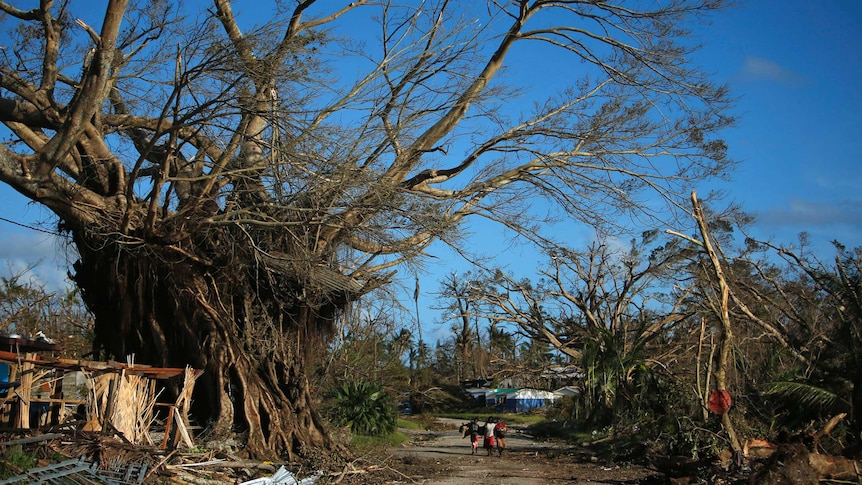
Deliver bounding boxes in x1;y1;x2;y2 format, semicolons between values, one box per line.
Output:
413;0;862;339
697;1;862;247
0;2;860;335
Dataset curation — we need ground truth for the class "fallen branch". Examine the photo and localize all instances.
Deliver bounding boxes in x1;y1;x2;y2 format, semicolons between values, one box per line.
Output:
815;412;847;440
143;449;177;482
331;462;417;484
807;453;860;481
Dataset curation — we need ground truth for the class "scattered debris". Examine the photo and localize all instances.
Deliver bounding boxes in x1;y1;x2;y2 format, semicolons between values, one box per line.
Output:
0;349;199;448
0;340;335;484
0;456;145;484
239;465;321;485
746;413;862;484
743;437;777;459
0;430;326;484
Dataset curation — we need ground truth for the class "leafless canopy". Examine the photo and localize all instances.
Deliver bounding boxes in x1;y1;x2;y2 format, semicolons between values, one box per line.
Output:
473;235;692;361
0;0;732;276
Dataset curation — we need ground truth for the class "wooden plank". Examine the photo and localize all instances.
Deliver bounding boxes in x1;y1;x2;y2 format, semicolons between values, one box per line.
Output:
0;336;61;352
0;350;196;378
172;411;194;449
27;397;85;406
14;353;34;429
0;433;63;447
161;406;175;450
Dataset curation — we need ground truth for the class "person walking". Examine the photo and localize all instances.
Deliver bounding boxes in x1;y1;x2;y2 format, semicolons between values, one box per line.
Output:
483;417;497;455
462;417;481;454
494;417;508;456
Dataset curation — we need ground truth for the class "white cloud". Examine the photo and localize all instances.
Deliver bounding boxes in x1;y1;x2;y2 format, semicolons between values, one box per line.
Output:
1;232;61;260
739;56;805;86
0;232;73;292
757;198;862;228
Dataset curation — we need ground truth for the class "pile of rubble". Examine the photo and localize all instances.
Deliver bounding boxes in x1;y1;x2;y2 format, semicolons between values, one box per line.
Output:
0;425;327;484
0;343;325;484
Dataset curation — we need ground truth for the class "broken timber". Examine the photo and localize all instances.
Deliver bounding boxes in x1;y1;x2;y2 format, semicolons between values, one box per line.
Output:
0;350;201;450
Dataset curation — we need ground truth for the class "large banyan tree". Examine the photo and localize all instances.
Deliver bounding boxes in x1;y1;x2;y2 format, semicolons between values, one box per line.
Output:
0;0;732;459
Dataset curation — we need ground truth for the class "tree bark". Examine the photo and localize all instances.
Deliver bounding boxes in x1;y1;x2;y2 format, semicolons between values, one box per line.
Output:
71;230;337;461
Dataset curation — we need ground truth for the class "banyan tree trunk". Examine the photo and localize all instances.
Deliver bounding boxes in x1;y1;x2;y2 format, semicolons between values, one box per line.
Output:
71;233;338;461
853;363;862;440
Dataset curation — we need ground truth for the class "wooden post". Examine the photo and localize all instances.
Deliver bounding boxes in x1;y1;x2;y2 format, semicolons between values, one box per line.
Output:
170;367;198;449
50;370;65;426
15;353;35;429
162;406;175;450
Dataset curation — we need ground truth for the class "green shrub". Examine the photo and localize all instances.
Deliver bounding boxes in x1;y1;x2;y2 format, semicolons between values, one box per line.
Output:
0;446;37;479
329;381;396;436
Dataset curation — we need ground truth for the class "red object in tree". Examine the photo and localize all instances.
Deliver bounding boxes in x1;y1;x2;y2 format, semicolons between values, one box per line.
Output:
708;389;732;414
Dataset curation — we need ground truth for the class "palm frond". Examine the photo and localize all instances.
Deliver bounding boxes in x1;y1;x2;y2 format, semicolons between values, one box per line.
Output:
764;381;840;411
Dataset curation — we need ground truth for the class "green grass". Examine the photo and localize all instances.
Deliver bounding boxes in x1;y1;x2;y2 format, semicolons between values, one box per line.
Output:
397;417;425;430
350;430;410;449
526;419;604;443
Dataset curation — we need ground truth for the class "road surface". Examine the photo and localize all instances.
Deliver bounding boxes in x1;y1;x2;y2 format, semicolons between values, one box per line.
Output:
390;418;659;484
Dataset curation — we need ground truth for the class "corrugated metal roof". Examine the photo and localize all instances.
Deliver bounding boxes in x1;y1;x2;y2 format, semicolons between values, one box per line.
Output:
308;266;364;295
259;252;364;296
0;457;146;484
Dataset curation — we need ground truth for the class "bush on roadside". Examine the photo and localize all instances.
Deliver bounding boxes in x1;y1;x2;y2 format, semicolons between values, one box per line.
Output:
328;381;397;436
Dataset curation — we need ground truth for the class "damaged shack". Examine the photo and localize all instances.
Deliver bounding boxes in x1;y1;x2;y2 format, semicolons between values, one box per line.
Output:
0;334;200;449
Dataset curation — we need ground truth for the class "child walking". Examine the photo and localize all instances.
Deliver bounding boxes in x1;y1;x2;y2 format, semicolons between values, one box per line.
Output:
483;417;497;455
494;418;508;456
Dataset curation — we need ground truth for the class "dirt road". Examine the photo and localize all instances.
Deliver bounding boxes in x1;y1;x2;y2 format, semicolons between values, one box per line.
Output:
389;418;660;484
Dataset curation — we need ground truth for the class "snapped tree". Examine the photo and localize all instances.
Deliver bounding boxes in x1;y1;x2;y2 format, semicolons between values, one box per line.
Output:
0;0;732;459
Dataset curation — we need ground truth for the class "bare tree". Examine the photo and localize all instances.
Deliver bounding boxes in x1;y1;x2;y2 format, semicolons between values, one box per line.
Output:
320;295;409;392
0;0;732;458
477;236;692;357
435;271;486;380
668;193;859;453
727;238;862;440
674;191;742;452
471;235;694;423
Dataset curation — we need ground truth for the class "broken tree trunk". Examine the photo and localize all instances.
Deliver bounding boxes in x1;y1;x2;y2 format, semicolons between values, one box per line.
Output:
689;190;742;454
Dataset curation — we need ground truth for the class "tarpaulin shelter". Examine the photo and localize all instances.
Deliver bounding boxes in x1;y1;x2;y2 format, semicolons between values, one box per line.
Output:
484;388;518;407
498;388;556;413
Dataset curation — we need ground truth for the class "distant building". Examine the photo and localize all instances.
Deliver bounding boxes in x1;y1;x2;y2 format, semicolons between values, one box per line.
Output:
497;388;557;413
460;378;492;389
552;386;581;398
463;387;558;413
484;388;519;408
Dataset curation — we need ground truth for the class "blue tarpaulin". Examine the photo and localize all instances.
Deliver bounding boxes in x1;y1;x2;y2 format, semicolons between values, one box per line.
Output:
498;388;556;413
